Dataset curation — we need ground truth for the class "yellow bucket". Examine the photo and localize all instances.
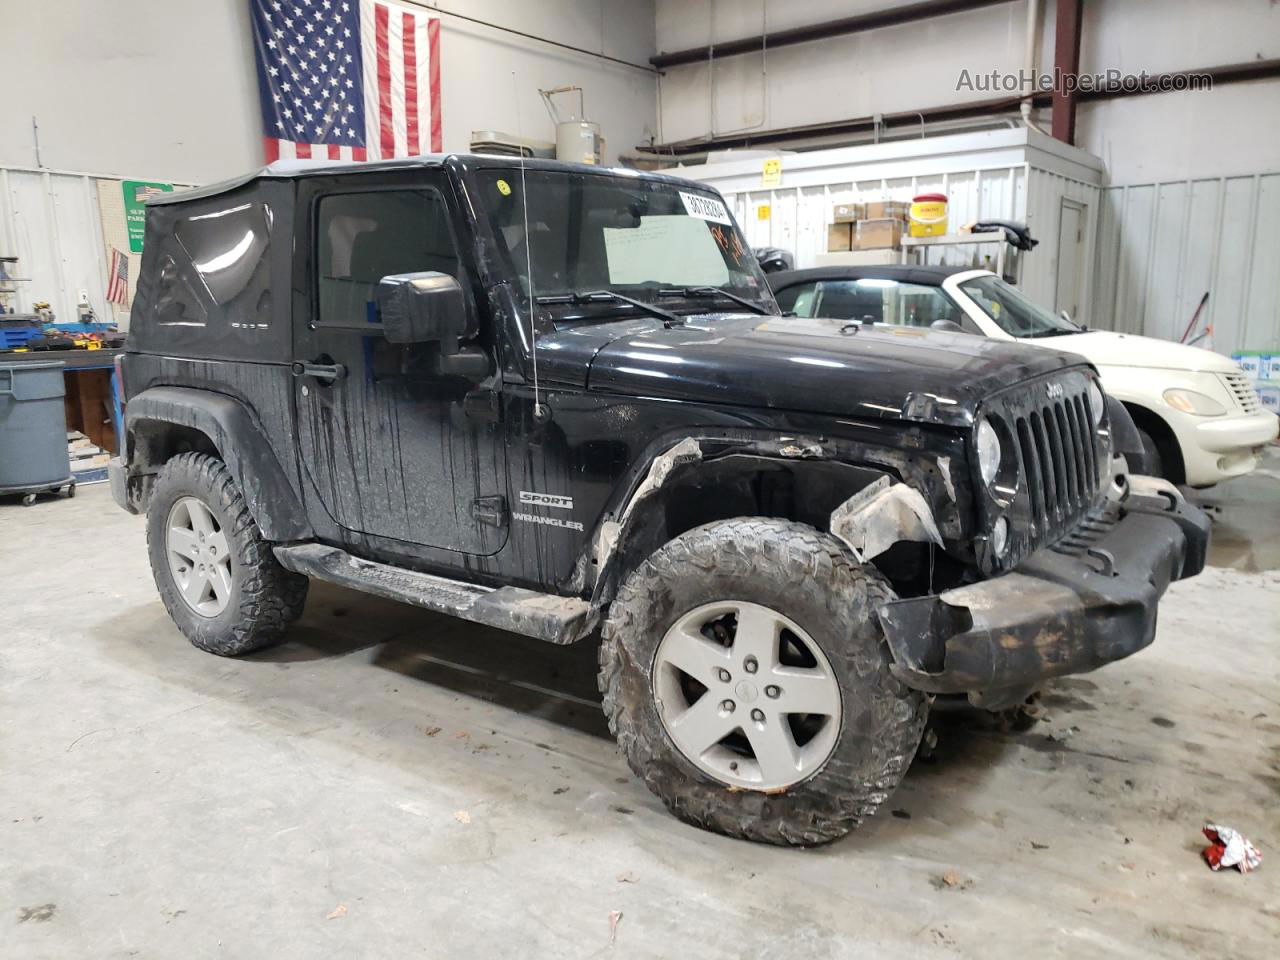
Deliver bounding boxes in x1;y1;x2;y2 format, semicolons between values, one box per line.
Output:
909;193;948;238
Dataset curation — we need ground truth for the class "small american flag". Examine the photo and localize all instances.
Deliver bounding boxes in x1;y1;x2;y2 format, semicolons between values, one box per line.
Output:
249;0;442;164
106;248;129;306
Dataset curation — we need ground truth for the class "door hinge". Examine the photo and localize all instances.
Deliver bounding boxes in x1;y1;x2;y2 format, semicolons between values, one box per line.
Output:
471;495;508;527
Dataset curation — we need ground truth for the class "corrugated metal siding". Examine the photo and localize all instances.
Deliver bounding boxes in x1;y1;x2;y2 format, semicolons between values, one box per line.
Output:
726;165;1030;271
1091;173;1280;355
678;130;1106;327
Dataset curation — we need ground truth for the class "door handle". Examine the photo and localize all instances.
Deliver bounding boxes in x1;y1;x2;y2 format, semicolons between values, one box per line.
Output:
292;361;347;382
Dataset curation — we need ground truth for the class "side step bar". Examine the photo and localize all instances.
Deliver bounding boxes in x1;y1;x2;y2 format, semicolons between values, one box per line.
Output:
274;544;595;645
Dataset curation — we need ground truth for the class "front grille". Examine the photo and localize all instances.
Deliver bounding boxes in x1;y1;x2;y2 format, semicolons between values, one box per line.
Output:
983;371;1105;568
1012;390;1099;537
1221;371;1262;413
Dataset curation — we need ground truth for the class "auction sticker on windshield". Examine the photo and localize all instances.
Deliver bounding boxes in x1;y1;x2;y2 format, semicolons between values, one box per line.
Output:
680;191;731;224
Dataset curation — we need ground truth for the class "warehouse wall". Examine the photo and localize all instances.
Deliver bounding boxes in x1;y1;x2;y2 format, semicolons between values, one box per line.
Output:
653;0;1047;148
653;0;1280;182
654;0;1280;353
0;0;657;184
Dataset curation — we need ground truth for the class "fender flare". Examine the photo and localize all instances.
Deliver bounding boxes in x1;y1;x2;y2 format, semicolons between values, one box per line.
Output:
124;386;311;541
585;433;937;607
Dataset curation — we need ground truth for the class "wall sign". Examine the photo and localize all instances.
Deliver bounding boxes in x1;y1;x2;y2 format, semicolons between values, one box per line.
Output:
761;157;782;188
122;180;174;253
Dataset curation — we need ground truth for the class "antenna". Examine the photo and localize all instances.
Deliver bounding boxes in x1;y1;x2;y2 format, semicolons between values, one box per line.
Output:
512;72;545;422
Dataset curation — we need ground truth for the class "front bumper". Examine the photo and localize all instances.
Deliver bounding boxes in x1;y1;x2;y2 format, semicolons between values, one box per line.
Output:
877;477;1209;709
1180;411;1279;485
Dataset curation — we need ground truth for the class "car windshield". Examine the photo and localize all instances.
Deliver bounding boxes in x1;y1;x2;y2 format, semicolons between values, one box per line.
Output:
476;169;773;315
958;274;1080;337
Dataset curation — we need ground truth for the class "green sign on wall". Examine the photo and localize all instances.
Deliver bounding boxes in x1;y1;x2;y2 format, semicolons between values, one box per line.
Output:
122;180;174;253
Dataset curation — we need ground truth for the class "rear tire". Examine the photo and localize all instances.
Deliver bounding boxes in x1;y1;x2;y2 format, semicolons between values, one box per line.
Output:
146;452;308;656
599;518;927;846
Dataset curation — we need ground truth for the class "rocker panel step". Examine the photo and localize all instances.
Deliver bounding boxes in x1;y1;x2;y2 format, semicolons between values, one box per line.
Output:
274;544;595;644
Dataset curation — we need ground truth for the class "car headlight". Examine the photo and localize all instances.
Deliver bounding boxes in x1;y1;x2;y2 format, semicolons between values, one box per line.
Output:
976;417;1001;486
1163;388;1227;417
1087;380;1105;425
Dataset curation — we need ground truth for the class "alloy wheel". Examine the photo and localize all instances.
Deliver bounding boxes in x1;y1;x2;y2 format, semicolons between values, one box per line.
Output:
165;496;233;618
653;601;842;791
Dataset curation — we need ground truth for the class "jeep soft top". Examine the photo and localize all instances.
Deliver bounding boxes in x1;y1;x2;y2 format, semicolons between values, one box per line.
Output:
110;154;1208;846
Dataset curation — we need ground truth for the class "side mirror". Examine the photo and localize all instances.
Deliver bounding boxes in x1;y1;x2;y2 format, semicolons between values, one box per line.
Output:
930;319;965;334
377;272;474;344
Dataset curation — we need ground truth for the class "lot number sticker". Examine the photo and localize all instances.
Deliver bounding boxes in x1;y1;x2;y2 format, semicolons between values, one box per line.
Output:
680;191;731;224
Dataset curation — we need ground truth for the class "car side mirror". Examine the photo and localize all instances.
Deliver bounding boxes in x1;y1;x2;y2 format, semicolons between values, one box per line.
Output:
930;319;965;334
377;272;474;344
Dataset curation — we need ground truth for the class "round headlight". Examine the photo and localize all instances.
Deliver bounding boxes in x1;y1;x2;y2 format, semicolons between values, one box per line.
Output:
977;417;1001;486
1088;380;1105;425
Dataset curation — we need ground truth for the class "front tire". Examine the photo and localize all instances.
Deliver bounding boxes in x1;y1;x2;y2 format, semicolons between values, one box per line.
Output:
146;452;308;656
599;518;927;846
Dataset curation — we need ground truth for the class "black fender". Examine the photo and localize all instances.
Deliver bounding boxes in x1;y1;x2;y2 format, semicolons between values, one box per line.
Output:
124;386;311;541
1105;395;1150;475
585;431;956;608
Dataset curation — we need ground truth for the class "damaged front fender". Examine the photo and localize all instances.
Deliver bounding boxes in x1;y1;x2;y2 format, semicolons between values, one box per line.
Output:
829;475;944;562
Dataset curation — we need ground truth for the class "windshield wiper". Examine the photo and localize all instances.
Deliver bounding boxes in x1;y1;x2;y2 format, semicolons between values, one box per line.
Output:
536;290;680;327
1024;328;1080;338
658;285;772;316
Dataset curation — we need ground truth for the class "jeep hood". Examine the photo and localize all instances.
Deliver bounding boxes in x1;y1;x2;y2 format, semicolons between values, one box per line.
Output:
538;313;1084;428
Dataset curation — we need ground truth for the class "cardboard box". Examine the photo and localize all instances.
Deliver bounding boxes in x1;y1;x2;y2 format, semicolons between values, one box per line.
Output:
853;218;904;250
826;222;853;252
865;200;910;220
832;202;865;223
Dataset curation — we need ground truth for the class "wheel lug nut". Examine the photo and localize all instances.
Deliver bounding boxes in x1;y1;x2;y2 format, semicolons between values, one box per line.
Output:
720;700;735;713
744;656;758;674
765;685;780;698
751;708;765;722
717;668;731;682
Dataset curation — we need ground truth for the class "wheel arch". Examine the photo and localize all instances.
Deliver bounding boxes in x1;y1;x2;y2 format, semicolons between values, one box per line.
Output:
587;437;912;609
124;386;311;541
1121;401;1185;484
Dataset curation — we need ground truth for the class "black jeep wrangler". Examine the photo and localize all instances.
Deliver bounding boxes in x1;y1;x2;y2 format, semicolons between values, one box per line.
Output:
110;155;1208;845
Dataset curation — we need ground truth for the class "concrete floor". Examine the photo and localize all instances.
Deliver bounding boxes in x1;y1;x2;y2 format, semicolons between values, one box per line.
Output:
2;459;1278;959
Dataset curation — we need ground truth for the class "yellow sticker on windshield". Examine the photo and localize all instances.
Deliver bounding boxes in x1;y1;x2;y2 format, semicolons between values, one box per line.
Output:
496;179;512;196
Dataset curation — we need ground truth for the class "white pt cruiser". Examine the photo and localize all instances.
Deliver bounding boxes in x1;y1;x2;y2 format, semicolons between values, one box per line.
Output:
770;265;1277;487
944;270;1277;486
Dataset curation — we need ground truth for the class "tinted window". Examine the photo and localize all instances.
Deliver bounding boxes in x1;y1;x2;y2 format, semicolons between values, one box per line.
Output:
783;278;963;327
174;202;272;308
316;189;458;328
959;274;1080;337
773;282;815;315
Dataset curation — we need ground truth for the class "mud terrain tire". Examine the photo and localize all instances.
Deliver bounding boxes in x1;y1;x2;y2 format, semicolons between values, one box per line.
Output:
599;517;927;845
146;453;308;656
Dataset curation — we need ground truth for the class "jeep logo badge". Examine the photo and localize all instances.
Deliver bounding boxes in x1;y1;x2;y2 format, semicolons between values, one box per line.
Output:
1046;382;1064;400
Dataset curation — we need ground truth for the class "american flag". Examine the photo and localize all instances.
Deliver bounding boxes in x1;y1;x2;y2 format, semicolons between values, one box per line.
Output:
249;0;441;163
106;248;129;306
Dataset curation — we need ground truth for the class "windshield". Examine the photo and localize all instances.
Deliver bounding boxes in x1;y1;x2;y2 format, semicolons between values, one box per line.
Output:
958;274;1080;337
476;169;772;314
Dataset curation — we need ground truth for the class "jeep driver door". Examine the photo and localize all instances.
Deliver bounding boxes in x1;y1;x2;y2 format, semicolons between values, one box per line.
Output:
291;171;507;557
